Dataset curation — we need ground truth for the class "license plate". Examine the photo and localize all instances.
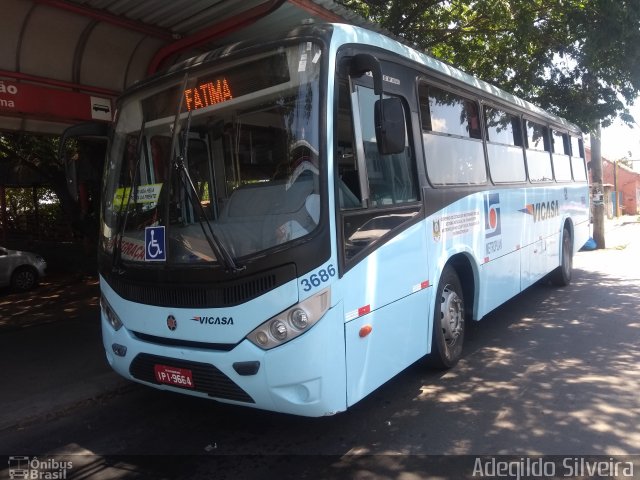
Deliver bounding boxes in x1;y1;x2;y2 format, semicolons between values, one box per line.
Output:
154;364;194;389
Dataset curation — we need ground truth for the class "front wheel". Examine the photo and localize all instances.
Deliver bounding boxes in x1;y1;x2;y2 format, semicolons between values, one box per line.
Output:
550;227;572;286
426;265;465;369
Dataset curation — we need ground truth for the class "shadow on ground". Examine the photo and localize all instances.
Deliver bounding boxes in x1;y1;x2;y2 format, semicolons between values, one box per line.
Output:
0;274;99;331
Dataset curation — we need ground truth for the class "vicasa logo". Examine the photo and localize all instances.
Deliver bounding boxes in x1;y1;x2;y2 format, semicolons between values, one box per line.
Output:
191;316;234;325
520;200;560;222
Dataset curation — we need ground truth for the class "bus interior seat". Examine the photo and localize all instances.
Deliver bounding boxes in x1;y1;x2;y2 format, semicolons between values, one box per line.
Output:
216;178;317;253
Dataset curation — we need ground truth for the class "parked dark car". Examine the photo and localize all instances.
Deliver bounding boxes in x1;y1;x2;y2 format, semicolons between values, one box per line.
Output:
0;246;47;291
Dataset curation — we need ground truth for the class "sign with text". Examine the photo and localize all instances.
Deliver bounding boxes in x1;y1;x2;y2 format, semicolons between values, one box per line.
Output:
0;80;113;122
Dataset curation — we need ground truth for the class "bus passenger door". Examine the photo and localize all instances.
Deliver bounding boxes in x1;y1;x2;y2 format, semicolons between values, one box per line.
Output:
335;70;429;406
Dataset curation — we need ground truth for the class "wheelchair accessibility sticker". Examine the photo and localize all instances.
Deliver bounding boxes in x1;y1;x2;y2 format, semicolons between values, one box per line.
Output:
145;226;166;261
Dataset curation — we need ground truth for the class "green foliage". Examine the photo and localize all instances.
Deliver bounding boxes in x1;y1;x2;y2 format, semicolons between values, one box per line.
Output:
0;132;62;181
338;0;640;132
3;187;70;237
0;132;97;239
617;157;633;169
4;187;52;215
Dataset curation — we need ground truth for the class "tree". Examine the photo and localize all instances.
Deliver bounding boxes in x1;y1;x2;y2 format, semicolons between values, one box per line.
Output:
338;0;640;131
0;132;101;240
617;155;633;170
339;0;640;247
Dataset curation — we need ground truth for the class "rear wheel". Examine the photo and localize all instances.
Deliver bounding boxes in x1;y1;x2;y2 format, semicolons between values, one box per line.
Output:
426;265;465;369
550;227;572;286
11;266;38;291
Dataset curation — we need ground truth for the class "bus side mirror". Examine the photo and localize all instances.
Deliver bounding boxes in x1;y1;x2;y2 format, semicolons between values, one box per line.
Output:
375;97;406;155
59;122;109;200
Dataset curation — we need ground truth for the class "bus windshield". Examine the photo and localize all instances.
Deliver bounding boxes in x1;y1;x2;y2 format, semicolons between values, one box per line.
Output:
101;42;322;266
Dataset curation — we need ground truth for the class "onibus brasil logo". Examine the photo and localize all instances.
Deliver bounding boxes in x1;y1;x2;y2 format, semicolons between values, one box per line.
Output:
7;456;73;479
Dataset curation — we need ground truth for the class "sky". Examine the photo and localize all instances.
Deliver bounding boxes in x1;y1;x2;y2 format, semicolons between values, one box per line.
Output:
598;102;640;171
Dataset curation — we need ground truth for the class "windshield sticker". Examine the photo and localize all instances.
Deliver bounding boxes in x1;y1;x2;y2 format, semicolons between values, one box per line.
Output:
145;226;166;262
116;238;145;261
113;183;162;207
298;53;308;73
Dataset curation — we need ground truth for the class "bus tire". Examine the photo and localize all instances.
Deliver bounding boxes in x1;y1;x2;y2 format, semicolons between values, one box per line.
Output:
550;227;572;287
426;265;465;369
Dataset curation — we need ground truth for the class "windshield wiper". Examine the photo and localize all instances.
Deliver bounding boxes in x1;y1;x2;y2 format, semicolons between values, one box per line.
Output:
175;112;245;273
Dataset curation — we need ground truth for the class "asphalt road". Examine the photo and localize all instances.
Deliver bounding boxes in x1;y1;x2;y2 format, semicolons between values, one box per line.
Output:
1;220;639;479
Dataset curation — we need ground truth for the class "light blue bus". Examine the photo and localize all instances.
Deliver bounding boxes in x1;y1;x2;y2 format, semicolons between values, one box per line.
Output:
95;22;589;416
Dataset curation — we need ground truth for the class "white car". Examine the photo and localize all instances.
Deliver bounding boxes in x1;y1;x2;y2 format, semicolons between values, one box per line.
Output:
0;246;47;291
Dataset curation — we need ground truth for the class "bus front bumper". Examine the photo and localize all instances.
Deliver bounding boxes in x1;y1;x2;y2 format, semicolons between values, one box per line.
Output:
102;303;347;417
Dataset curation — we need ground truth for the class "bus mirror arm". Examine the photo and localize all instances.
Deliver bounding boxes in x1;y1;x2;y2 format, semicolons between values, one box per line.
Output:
349;53;383;96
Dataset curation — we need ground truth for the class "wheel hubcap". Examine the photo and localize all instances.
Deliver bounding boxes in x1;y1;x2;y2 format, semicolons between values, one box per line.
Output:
16;271;34;289
440;286;463;346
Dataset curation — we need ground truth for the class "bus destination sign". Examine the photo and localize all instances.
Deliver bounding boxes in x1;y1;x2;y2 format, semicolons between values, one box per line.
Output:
184;78;233;111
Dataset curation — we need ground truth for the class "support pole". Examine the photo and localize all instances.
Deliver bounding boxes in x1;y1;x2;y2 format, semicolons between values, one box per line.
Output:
0;184;6;242
613;160;619;218
590;123;606;249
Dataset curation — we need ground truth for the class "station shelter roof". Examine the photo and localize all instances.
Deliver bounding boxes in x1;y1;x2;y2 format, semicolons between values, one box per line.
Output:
0;0;376;135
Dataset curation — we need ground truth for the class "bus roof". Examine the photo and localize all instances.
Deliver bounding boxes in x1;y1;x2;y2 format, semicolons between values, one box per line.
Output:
329;23;582;134
127;21;581;135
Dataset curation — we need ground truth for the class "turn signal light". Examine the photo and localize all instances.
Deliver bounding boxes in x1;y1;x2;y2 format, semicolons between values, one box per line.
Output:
359;324;373;338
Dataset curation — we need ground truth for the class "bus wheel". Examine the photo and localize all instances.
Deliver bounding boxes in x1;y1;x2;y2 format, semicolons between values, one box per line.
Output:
550;227;572;287
426;265;465;369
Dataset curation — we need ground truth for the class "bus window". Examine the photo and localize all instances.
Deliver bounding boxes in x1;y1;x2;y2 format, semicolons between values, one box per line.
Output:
526;120;550;151
337;80;420;262
186;138;214;218
336;80;362;209
551;130;572;181
355;85;417;207
484;106;526;183
525;120;553;182
419;83;486;185
570;135;587;181
150;136;169;183
425;85;481;138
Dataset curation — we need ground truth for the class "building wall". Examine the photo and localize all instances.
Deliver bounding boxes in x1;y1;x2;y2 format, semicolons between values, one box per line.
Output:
602;161;640;215
586;148;640;215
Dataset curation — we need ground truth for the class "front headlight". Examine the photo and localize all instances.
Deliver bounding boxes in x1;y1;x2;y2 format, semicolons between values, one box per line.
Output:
100;294;123;331
246;288;330;350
